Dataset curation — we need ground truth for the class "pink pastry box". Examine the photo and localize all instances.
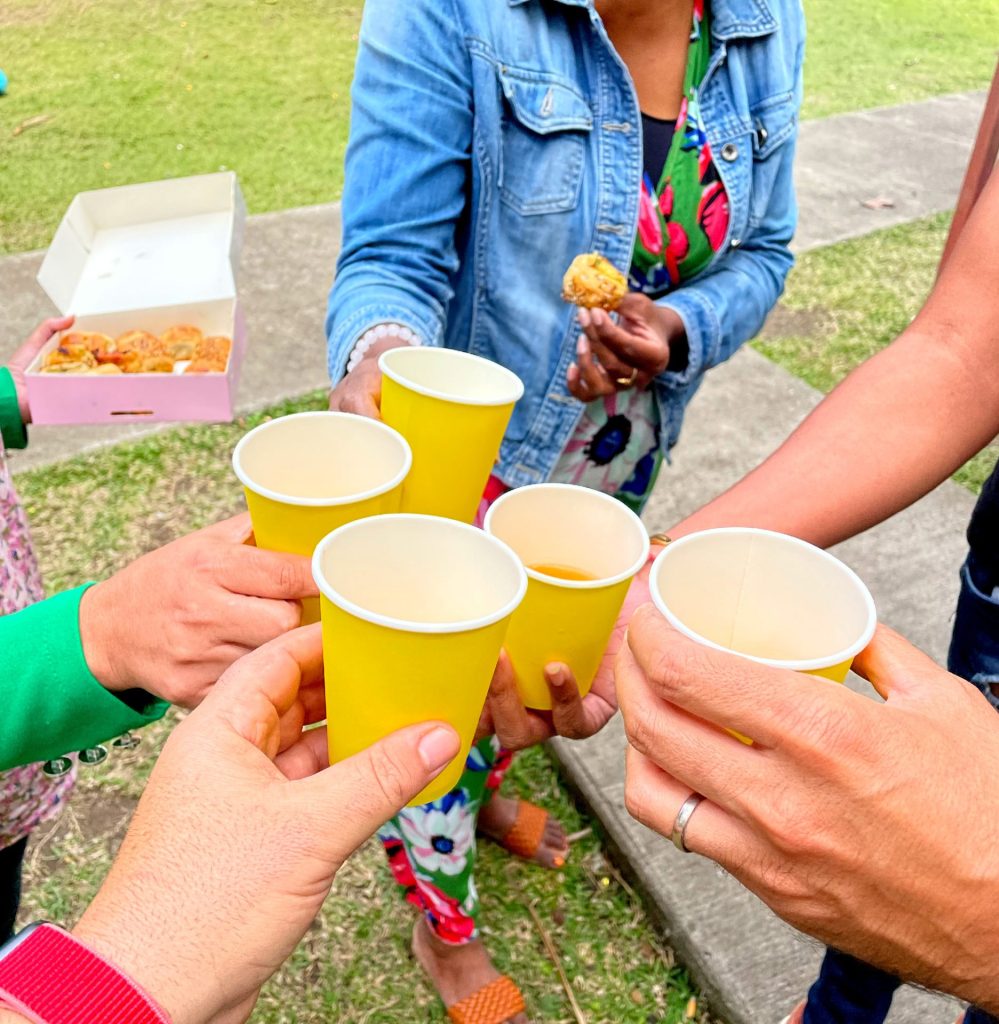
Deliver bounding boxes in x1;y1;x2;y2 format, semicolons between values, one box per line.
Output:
26;172;247;424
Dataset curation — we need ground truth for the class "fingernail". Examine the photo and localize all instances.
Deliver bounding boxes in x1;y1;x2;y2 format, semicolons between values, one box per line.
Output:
553;855;566;869
546;665;566;687
591;309;604;327
577;309;591;327
418;726;459;772
576;334;587;356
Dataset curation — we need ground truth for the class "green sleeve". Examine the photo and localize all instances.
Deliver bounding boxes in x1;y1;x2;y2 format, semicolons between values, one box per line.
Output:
0;368;28;450
0;585;168;771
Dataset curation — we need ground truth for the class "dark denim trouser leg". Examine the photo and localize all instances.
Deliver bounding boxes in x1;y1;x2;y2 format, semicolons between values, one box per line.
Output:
944;555;999;1024
0;837;28;944
803;949;899;1023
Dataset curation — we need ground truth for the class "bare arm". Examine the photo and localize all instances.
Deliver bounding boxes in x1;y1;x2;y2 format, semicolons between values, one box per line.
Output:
669;173;999;547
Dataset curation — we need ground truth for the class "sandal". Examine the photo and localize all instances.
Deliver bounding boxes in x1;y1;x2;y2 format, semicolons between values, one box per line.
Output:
447;975;526;1024
492;800;554;863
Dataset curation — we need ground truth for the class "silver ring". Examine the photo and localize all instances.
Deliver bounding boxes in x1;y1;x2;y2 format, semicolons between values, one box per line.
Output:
670;793;704;853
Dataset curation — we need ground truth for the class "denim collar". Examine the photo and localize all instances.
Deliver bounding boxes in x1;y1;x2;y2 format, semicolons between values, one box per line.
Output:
506;0;778;38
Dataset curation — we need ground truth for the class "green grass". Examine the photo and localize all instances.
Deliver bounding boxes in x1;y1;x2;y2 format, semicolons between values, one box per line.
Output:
0;0;360;254
2;0;997;253
800;0;999;120
16;391;713;1024
753;212;999;493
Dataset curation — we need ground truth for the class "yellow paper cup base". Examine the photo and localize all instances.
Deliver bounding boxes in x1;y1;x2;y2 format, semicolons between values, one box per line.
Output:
321;606;511;804
313;514;527;807
379;347;524;523
484;483;650;710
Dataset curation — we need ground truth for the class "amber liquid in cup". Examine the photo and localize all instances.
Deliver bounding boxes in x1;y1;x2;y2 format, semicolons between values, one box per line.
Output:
528;563;598;582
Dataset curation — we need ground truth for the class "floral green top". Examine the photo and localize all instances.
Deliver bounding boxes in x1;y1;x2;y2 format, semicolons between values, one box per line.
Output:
552;0;730;509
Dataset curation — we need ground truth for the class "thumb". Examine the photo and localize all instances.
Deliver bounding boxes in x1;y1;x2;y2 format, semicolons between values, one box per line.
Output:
851;624;939;703
293;722;460;854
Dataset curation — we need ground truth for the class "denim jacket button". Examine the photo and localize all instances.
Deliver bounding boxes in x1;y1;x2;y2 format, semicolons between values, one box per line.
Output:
721;142;739;162
730;237;742;249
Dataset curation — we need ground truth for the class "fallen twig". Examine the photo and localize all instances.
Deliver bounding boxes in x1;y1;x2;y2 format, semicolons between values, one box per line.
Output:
13;113;53;137
527;901;587;1024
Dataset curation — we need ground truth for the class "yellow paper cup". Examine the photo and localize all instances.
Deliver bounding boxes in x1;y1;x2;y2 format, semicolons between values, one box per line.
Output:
313;513;528;805
232;412;412;622
649;528;877;739
484;483;650;710
379;347;524;523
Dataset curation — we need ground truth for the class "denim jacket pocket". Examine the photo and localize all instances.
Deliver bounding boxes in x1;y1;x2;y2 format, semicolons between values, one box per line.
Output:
747;91;796;230
497;65;593;216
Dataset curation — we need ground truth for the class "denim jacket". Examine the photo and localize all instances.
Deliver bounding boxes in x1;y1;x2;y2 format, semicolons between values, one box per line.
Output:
327;0;805;488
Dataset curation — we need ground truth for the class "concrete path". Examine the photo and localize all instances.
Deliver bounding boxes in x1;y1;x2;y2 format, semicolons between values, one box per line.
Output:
793;90;985;251
0;89;985;472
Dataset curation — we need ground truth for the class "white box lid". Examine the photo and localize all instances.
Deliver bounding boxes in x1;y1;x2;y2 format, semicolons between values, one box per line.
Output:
37;172;246;317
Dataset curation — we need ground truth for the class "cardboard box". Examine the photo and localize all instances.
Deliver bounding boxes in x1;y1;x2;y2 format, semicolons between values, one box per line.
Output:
26;172;247;424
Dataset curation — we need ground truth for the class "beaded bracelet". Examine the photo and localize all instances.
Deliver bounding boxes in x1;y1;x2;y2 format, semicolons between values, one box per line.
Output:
346;323;421;373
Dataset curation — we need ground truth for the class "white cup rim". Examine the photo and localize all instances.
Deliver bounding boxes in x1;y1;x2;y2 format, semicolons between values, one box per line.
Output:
312;513;529;634
232;411;412;508
483;482;651;589
649;527;878;671
379;347;525;407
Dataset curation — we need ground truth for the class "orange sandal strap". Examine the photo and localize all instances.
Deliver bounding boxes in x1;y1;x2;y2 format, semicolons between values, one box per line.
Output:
501;801;549;861
447;975;525;1024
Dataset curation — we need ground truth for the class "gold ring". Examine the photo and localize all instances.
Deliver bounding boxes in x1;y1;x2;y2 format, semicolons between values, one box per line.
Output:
615;367;639;388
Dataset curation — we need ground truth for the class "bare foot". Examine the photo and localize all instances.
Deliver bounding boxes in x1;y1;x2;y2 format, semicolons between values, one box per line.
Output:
477;796;569;869
412;916;528;1023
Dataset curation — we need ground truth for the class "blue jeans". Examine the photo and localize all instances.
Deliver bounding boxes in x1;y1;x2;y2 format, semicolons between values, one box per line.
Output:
805;553;999;1024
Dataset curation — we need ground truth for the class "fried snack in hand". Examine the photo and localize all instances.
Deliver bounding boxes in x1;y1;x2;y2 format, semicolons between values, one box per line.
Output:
562;253;628;310
43;343;98;372
162;324;203;361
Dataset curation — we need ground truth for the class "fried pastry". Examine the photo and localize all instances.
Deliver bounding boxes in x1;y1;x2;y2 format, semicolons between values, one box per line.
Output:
115;330;171;373
162;324;203;361
184;358;224;374
40;360;94;374
193;335;231;366
140;355;176;373
561;252;627;310
61;332;114;360
43;344;98;371
88;363;124;375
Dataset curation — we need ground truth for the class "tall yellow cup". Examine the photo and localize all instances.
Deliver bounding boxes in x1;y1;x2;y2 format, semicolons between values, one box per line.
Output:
379;347;524;523
312;514;528;805
484;483;650;710
232;412;412;622
649;529;877;739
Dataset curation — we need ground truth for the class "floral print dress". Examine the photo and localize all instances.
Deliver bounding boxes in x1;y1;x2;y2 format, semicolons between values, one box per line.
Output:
0;441;76;854
380;0;730;948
